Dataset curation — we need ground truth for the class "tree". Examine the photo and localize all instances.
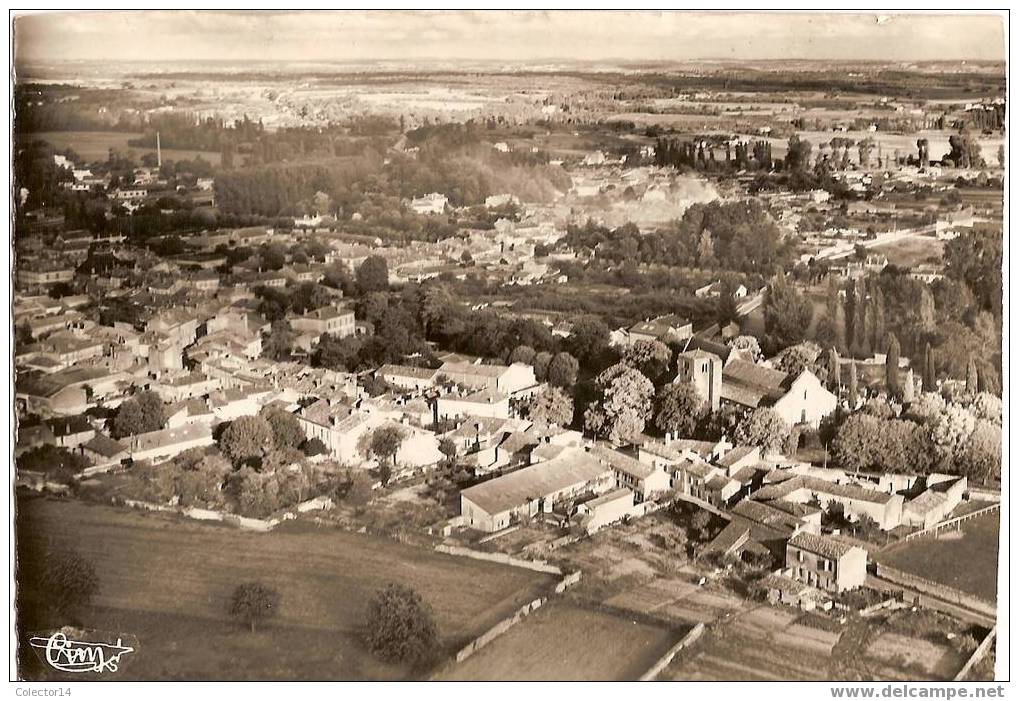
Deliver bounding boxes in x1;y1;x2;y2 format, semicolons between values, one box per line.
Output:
546;352;580;388
735;408;791;457
848;361;859;408
262;320;296;361
831;413;932;474
762;275;812;353
42;550;99;619
827;348;841;392
357;255;390;294
923;343;937;392
583;363;655;445
228;582;281;633
533;351;553;381
260;406;305;451
111;390;166;439
565;315;610;367
508;344;536;366
438;437;458;468
966;354;979;395
302;437;327;456
653;383;707;438
959;419;1002;483
368;425;405;471
363;583;439;666
885;333;901;398
773;341;823;378
728;335;763;362
220;415;274;465
527;386;574;427
622;339;672;382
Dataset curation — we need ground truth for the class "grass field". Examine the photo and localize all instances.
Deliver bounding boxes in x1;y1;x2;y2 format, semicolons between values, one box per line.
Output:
15;495;554;680
437;601;680;681
876;511;1000;604
21;131;221;166
868;235;945;268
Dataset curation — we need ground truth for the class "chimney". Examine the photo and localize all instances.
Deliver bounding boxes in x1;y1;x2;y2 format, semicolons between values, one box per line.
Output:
664;431;672;446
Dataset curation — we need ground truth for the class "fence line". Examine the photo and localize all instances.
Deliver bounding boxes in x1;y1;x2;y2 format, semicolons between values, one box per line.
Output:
874;563;996;620
638;623;706;681
434;544;563;574
897;503;1000;544
953;626;996;681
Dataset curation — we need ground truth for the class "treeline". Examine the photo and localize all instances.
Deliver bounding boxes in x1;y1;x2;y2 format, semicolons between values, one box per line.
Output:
654;136;774;171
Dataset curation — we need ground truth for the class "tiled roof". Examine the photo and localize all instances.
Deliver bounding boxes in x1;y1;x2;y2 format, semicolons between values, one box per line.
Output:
461;450;611;516
789;532;860;560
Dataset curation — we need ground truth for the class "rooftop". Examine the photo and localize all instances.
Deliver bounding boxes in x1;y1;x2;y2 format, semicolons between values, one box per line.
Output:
461;449;611;516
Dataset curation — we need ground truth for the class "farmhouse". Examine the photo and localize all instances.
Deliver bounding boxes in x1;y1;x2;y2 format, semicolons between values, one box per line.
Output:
127;423;216;464
459;448;615;532
785;532;868;594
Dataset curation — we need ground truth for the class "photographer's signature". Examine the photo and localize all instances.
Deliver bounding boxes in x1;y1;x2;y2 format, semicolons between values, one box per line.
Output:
29;631;135;674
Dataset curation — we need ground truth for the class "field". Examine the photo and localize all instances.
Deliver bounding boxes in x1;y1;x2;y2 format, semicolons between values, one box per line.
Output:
15;495;555;680
868;235;945;268
21;131;222;165
437;601;680;681
876;511;1000;603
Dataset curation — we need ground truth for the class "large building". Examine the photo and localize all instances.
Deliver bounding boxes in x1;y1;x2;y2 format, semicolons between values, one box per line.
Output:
459;448;614;532
676;353;837;429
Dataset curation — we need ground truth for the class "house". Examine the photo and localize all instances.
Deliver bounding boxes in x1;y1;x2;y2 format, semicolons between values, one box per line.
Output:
127;423;215;464
588;445;672;502
376;364;439;392
44;415;96;449
441;417;534;472
695;281;748;299
676;354;837;429
437;361;536;395
754;473;904;531
901;474;968;529
435;389;511;422
785;532;868;594
410;193;448;215
291;305;355;339
80;433;129;474
576;488;636;534
459;447;615;532
16;367;118;417
295;401;442;468
622;315;693;346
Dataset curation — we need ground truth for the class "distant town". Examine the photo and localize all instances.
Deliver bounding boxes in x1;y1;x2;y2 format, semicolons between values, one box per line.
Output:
12;31;1004;683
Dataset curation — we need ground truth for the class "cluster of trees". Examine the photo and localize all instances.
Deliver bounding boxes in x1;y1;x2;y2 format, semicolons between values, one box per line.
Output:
564;199;792;275
829;390;1001;483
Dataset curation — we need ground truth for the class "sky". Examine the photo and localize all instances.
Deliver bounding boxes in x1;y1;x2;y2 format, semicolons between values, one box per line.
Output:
13;11;1007;65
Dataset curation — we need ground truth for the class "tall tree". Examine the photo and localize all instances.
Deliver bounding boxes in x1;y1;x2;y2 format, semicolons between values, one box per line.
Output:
848;360;859;408
923;343;937;391
966;354;979;395
827;347;841;391
885;333;901;398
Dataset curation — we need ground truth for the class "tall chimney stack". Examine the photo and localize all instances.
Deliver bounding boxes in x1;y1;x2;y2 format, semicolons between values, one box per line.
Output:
156;132;162;168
